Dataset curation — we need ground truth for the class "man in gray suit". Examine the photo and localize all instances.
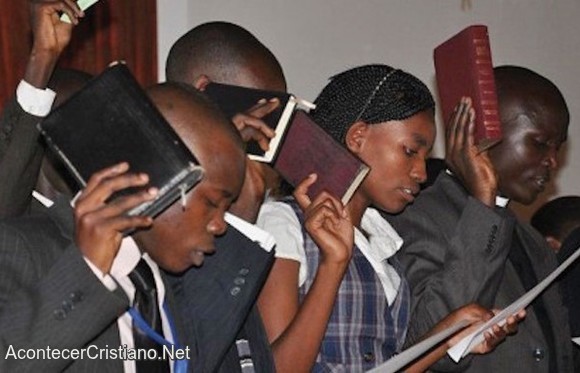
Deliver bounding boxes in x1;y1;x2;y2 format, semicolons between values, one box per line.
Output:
0;83;247;371
387;66;573;372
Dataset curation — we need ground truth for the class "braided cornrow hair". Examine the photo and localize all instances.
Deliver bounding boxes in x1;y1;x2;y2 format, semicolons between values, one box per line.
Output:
310;64;435;144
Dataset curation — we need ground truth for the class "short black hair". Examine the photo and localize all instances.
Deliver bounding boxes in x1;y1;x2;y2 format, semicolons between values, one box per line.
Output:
531;196;580;241
165;21;284;86
310;64;434;144
494;65;570;141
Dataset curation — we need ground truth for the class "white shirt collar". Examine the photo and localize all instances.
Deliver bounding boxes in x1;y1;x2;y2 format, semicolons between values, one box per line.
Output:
355;207;403;305
358;207;404;262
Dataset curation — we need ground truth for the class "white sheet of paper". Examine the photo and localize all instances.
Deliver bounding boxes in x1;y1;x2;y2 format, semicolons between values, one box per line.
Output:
448;245;580;362
60;0;100;23
573;337;580;346
366;319;469;373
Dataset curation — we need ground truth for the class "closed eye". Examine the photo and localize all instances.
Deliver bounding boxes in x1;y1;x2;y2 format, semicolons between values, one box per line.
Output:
404;146;418;157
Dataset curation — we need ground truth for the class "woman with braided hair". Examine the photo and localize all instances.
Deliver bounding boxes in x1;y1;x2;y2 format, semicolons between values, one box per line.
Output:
256;64;522;372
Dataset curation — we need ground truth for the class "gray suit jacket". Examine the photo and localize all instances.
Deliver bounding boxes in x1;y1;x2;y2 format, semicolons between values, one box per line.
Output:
387;173;573;372
0;99;44;217
0;200;184;372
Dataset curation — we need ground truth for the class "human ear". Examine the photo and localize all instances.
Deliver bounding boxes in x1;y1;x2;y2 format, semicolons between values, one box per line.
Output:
545;236;561;253
193;74;212;91
345;121;369;154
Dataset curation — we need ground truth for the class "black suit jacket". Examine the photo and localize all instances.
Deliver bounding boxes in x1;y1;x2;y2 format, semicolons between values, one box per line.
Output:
0;200;185;372
0;99;45;217
168;224;276;373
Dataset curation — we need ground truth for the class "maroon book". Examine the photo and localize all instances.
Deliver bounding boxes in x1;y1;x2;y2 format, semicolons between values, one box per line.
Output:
273;110;369;205
434;25;502;151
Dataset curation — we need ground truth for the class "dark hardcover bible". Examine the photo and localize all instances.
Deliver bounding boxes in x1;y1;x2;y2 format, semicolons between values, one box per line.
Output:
273;110;369;205
434;25;502;151
38;62;204;217
204;82;302;163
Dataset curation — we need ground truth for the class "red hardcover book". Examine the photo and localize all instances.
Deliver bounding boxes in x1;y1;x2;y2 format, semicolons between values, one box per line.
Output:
273;110;370;205
434;25;502;151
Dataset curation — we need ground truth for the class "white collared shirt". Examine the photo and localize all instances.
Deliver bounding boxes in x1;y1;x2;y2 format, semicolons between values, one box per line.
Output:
257;201;403;305
82;238;176;373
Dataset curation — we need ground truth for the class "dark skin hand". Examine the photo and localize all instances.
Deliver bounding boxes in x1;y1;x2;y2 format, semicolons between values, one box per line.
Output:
74;162;158;274
445;97;498;207
403;305;526;373
229;98;281;222
258;174;353;372
25;0;84;88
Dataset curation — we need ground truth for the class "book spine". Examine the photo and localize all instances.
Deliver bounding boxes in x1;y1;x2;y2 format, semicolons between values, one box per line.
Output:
36;123;87;188
128;163;204;217
472;33;501;143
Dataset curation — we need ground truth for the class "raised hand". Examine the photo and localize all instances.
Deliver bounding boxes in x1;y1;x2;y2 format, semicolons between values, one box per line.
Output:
74;163;158;274
26;0;84;88
294;174;354;266
231;98;280;151
229;98;281;221
445;97;498;207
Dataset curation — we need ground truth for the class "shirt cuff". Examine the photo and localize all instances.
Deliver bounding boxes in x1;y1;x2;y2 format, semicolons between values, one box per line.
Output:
16;79;56;117
83;257;118;291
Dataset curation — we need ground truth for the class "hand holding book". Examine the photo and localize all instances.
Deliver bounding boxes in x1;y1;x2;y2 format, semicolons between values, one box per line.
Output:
445;97;498;208
293;174;354;267
231;98;280;152
228;98;281;222
74;162;157;274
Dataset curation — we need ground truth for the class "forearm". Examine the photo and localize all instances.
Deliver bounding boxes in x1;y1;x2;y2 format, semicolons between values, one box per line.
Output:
24;49;60;89
271;260;346;372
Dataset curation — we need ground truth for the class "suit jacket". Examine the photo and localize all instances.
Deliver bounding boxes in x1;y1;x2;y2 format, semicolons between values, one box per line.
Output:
0;98;44;217
557;227;580;371
0;200;184;372
387;173;573;372
168;224;276;373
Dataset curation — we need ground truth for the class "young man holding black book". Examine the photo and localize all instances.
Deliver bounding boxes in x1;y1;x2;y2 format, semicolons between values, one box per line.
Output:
387;66;574;372
0;82;247;371
164;21;288;373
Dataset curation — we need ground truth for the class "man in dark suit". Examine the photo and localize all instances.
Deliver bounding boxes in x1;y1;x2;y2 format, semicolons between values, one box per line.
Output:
0;0;87;217
532;196;580;371
164;22;288;372
387;66;574;372
1;9;283;371
0;83;247;371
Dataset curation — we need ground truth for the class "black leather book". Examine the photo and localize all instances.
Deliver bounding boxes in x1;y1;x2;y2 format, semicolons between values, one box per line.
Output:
38;62;204;217
204;82;301;163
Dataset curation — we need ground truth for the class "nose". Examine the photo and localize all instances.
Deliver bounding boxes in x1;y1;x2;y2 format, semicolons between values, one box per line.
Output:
207;212;228;236
543;147;559;170
411;159;428;184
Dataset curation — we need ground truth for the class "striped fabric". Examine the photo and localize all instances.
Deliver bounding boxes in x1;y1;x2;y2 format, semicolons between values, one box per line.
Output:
287;201;410;372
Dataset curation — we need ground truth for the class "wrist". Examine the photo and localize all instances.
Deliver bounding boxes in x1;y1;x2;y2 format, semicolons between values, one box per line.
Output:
319;256;350;272
24;50;60;88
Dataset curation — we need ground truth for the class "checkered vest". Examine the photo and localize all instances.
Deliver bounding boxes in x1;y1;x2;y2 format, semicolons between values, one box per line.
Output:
285;200;410;372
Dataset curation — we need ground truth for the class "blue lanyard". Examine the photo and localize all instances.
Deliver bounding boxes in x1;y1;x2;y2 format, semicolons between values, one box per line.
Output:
128;304;189;373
